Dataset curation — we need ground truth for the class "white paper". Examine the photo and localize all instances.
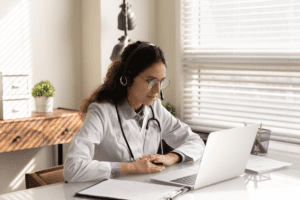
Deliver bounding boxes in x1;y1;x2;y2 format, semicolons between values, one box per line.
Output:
77;179;183;200
246;155;292;173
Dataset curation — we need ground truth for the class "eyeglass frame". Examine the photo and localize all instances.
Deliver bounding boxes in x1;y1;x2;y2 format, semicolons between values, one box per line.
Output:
137;76;170;90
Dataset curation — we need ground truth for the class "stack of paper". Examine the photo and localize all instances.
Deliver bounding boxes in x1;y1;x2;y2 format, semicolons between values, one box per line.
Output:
246;155;292;173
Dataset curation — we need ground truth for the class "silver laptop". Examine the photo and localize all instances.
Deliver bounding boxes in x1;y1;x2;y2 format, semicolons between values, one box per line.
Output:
149;124;259;190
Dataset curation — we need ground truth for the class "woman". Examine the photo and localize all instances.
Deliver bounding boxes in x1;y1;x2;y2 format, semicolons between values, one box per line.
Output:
63;41;205;182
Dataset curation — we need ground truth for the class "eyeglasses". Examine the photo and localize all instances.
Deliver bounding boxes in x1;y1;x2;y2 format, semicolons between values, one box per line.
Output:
146;78;170;90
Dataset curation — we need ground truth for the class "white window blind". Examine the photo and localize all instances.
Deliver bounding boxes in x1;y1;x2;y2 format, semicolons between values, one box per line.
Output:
181;0;300;144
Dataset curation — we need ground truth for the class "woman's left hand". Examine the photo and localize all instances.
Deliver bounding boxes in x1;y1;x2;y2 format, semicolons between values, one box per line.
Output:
139;153;180;166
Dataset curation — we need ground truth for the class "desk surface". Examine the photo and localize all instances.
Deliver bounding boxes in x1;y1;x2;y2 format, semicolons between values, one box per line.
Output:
1;141;299;200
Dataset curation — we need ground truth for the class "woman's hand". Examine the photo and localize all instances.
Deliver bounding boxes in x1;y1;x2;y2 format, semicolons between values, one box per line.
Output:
139;153;180;166
120;159;165;175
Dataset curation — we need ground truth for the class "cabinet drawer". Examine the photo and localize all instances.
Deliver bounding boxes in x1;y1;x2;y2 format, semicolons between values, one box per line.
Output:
1;76;29;96
0;123;16;153
60;115;82;143
43;115;82;145
13;120;44;151
0;99;30;120
0;121;44;153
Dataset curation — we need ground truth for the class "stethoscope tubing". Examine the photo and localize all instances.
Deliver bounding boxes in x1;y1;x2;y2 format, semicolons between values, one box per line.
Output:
115;104;135;160
115;104;162;161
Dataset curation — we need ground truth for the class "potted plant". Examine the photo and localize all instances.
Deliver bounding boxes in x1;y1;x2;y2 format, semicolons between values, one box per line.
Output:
163;102;177;117
32;80;56;113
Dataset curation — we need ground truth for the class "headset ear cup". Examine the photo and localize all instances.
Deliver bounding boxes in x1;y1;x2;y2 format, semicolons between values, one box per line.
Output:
126;76;133;87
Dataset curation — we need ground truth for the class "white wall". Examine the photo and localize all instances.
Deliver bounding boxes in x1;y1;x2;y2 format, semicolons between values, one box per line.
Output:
82;0;101;99
155;0;178;113
0;0;82;194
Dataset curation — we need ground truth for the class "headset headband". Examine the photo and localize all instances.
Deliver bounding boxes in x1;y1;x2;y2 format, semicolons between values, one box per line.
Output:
122;42;155;77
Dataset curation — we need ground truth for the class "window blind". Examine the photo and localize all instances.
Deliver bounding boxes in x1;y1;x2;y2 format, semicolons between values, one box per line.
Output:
181;0;300;144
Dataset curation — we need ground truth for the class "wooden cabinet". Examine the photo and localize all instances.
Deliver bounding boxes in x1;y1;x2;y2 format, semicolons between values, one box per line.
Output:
0;109;83;154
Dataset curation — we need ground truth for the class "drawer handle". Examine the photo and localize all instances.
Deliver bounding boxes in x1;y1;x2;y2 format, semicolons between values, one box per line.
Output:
13;135;21;142
12;81;21;88
56;128;70;139
12;107;20;112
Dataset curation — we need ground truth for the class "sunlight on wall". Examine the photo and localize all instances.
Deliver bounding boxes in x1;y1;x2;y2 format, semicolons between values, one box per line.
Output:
0;0;32;120
9;158;35;190
0;0;32;74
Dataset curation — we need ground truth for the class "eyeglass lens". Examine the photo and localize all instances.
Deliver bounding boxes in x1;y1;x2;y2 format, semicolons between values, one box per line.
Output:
148;79;170;90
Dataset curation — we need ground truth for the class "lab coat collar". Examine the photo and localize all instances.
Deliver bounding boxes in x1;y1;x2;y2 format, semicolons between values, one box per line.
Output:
118;101;148;120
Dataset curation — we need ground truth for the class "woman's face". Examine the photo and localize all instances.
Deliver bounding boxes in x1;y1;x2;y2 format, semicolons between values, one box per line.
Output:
127;62;166;111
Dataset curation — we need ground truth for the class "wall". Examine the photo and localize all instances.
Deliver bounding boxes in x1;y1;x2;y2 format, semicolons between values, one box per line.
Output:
0;0;82;194
156;0;181;119
81;0;101;99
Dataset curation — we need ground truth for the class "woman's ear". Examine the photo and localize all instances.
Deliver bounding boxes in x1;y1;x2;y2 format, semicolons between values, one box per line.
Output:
126;76;134;87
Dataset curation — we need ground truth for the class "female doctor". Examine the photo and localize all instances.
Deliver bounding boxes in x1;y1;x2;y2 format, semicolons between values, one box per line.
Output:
63;41;205;183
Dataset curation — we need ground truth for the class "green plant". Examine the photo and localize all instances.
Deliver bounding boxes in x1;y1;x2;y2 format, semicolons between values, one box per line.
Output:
163;102;177;117
32;80;56;97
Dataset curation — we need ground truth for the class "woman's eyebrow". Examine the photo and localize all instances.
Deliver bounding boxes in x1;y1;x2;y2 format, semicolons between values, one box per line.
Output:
147;76;165;80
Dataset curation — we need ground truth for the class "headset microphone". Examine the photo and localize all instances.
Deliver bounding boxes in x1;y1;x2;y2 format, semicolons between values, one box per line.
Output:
160;90;164;100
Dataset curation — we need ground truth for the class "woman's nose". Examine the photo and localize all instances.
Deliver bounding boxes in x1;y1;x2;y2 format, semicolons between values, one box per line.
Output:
152;81;161;93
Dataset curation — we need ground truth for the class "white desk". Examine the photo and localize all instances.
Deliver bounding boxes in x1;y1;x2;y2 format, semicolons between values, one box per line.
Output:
1;141;299;200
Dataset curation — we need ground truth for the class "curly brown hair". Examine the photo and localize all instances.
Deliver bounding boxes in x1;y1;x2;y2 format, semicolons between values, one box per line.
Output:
79;41;167;121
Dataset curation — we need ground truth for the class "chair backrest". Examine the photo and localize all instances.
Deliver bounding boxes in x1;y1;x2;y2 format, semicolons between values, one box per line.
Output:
25;165;64;189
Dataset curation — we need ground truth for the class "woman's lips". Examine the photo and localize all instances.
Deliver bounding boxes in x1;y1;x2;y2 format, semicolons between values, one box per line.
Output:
148;96;156;99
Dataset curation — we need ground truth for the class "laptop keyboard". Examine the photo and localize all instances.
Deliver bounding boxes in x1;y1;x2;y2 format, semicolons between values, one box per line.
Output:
170;174;197;185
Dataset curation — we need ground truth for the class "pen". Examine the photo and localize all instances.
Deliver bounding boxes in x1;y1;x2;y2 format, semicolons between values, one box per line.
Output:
164;187;190;200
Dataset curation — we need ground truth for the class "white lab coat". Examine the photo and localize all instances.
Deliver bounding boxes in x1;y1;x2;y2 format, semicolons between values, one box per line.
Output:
63;98;205;182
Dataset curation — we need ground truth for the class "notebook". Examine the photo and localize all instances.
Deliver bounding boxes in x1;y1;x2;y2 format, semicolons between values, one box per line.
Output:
149;124;259;189
76;179;186;200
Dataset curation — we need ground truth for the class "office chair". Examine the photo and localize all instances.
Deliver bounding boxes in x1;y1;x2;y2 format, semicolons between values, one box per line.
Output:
25;165;64;189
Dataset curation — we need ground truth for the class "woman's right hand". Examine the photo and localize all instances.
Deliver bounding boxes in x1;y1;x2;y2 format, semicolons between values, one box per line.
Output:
120;159;165;175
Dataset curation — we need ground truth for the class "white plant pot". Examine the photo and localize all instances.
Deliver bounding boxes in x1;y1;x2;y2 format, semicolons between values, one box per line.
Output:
35;96;54;113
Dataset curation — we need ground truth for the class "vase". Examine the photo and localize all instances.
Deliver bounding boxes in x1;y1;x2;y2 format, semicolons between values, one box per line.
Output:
35;96;54;113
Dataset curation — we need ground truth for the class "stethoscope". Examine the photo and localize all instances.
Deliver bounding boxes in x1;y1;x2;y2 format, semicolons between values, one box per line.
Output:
115;104;163;161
